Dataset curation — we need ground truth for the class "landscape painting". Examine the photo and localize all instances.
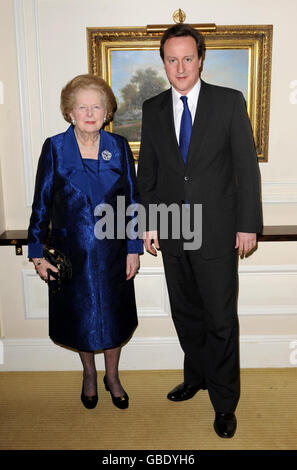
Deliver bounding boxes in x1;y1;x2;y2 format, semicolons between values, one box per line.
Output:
110;48;249;143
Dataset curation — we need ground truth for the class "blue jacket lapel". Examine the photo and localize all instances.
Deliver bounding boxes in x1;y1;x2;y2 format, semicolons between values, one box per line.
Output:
60;125;91;198
62;124;84;171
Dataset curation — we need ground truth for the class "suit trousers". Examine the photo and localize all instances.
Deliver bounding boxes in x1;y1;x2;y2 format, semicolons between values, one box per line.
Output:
162;248;240;413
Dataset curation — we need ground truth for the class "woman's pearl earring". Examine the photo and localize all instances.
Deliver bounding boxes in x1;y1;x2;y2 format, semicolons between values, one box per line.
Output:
103;116;106;123
71;118;76;125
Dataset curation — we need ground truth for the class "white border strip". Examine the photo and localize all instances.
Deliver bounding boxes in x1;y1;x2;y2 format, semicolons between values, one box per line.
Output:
33;0;45;144
239;264;297;273
0;335;296;370
13;0;34;206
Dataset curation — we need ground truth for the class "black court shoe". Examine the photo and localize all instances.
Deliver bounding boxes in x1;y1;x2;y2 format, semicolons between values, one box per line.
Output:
103;375;129;409
81;382;98;409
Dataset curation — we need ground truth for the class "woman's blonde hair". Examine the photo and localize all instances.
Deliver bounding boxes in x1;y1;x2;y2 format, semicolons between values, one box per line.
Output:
60;74;117;124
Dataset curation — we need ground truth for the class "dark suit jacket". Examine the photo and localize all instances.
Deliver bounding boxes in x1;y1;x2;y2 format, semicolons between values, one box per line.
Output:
137;80;262;258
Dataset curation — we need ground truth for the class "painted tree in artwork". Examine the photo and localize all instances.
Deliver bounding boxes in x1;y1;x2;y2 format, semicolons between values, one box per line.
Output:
130;68;167;107
113;67;167;141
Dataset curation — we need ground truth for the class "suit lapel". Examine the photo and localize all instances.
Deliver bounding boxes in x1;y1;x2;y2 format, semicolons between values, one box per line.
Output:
159;90;185;170
186;80;214;167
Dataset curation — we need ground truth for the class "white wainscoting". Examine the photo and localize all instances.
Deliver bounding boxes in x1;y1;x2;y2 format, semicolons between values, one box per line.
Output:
0;335;297;371
21;265;297;320
13;0;44;206
261;180;297;204
21;267;171;319
4;263;295;370
238;265;297;316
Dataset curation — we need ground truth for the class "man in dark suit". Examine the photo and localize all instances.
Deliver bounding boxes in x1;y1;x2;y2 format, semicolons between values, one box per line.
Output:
137;24;262;438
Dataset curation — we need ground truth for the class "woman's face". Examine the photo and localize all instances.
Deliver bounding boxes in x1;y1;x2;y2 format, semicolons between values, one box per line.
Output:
70;88;106;134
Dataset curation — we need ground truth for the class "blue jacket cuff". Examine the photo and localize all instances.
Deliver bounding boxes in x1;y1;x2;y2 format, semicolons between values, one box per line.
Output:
127;239;143;254
28;243;44;258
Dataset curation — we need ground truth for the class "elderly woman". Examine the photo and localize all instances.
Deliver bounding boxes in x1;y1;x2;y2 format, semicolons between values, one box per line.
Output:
28;74;142;410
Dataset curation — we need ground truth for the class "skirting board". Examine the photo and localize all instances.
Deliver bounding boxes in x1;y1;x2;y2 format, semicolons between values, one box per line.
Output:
0;335;297;371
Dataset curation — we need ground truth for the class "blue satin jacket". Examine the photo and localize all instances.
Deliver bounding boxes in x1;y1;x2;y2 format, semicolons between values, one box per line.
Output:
28;125;142;351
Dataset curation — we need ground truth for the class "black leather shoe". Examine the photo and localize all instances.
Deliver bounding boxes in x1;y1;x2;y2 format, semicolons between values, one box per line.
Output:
167;382;206;402
81;382;98;409
214;412;237;438
103;375;129;409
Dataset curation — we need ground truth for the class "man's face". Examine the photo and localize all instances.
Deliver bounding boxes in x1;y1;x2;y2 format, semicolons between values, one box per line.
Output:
163;36;202;95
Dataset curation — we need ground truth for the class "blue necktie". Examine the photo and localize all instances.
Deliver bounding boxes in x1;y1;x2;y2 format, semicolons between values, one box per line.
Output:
179;96;192;163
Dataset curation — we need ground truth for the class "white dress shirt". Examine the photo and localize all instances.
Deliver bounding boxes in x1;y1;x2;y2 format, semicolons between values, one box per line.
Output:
172;79;201;144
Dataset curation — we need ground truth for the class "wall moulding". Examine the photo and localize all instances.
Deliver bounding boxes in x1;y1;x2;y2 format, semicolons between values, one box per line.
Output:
21;265;297;319
0;334;296;371
13;0;44;207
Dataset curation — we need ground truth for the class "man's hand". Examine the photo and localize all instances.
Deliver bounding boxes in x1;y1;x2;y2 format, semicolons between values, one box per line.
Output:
235;232;257;257
126;253;140;280
143;231;160;256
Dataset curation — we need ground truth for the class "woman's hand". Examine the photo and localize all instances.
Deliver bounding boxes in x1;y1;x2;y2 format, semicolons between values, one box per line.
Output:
126;254;140;280
32;258;59;282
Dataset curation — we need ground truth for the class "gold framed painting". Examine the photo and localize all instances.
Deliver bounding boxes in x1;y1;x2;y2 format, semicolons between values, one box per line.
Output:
87;24;272;161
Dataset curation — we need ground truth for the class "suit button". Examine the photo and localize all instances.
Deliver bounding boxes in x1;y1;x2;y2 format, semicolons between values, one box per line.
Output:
184;176;189;182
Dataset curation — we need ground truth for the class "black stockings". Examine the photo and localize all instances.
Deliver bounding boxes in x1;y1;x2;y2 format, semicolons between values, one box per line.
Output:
79;346;125;397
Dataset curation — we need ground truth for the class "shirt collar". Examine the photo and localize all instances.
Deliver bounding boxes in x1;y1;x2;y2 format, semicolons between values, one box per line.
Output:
172;78;201;108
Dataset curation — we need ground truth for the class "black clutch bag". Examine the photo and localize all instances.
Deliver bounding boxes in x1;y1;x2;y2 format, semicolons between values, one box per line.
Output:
43;246;72;293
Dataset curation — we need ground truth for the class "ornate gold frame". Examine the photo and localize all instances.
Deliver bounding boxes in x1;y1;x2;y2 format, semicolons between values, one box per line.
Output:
87;24;272;161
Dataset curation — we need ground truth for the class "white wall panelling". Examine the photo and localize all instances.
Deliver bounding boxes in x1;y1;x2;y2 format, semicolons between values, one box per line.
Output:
22;265;297;319
238;265;297;316
13;0;34;206
1;334;296;371
22;269;49;319
13;0;44;207
0;162;5;233
22;268;171;319
134;267;170;317
261;180;297;204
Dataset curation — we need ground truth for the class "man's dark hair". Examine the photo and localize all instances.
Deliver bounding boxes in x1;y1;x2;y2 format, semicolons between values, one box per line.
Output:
160;23;206;62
